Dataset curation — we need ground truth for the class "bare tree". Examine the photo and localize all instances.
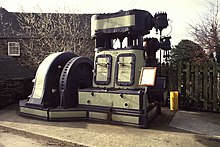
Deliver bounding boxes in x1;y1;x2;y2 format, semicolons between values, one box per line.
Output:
189;0;220;62
16;12;94;69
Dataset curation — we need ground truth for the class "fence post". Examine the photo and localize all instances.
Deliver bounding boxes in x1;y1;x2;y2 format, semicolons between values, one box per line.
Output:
213;62;218;111
185;62;190;108
203;63;208;110
217;66;220;111
177;62;183;107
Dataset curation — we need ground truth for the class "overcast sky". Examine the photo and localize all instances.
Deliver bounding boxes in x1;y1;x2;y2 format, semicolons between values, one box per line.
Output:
0;0;210;45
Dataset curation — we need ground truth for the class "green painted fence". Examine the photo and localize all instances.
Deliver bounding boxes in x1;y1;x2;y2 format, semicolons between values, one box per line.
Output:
159;62;220;112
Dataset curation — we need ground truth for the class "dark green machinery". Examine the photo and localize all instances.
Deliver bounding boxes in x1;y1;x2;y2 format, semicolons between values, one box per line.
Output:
19;9;171;128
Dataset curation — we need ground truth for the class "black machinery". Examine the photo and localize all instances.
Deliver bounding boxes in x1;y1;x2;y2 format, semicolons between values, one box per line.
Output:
19;9;171;128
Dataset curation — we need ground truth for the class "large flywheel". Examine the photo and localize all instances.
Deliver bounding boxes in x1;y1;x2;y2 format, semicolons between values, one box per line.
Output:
59;56;93;108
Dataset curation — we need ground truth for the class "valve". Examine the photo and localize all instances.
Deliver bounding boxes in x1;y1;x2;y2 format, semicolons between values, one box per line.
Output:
154;12;168;32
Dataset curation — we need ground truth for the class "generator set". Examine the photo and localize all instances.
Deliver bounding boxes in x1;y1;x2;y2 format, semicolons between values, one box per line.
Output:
19;9;171;128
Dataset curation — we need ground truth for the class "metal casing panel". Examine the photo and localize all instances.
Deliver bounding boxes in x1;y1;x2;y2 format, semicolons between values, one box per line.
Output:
93;50;116;88
19;106;48;119
78;88;162;128
91;9;154;37
112;114;139;124
93;49;145;89
91;14;135;36
89;112;108;120
115;49;146;89
78;89;144;110
93;54;112;86
96;57;109;82
49;110;87;119
116;55;134;84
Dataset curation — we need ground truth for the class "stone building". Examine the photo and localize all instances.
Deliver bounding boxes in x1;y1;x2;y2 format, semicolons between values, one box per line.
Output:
0;7;94;107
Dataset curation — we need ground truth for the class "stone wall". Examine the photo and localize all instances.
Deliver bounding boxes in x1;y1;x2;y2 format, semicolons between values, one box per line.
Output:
0;79;33;108
0;56;34;108
0;39;9;56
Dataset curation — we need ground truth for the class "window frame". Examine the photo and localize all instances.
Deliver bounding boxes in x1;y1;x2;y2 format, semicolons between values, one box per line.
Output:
8;42;20;56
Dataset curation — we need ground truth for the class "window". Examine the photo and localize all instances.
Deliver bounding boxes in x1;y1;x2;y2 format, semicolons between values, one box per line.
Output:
8;42;20;56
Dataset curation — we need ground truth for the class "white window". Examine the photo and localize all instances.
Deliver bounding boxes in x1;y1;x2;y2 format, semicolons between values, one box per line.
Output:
8;42;20;56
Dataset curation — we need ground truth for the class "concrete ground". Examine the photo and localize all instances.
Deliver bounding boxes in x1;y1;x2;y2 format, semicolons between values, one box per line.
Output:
0;104;220;147
0;127;77;147
169;110;220;137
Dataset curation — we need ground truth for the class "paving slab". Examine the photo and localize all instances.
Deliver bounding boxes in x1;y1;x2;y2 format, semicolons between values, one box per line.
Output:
169;110;220;138
0;104;220;147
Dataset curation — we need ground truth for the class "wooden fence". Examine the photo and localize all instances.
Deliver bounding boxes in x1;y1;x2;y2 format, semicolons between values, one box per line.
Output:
159;62;220;112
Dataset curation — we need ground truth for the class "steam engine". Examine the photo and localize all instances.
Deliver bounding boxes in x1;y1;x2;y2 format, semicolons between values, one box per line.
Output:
19;9;171;128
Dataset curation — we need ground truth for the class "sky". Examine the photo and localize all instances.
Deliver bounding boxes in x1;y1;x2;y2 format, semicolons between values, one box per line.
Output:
0;0;210;46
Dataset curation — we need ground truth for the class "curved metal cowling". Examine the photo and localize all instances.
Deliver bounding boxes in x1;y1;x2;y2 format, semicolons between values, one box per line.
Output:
26;52;77;108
